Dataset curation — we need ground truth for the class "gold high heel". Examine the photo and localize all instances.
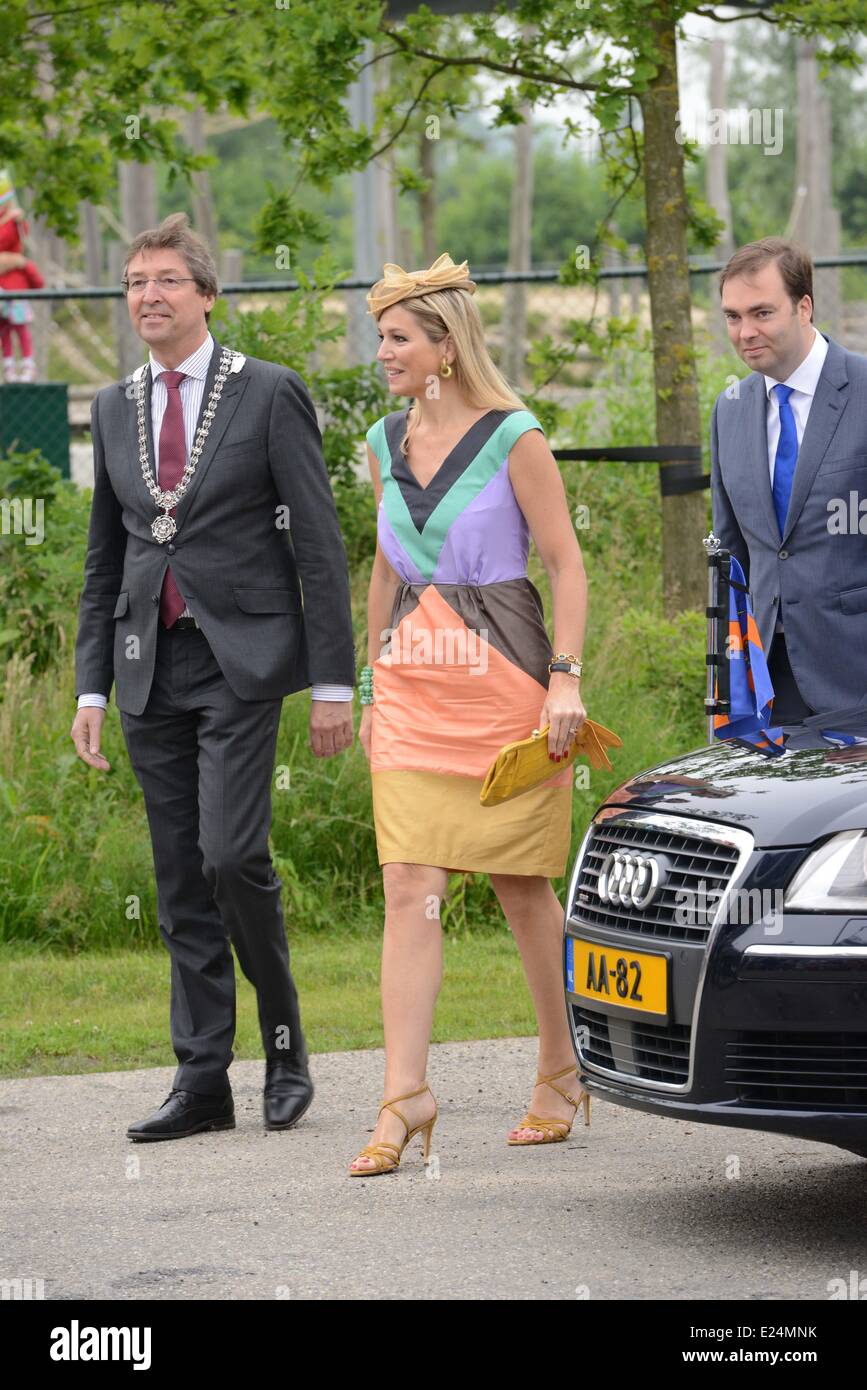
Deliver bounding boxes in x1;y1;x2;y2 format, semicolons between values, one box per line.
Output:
348;1083;438;1176
507;1064;591;1145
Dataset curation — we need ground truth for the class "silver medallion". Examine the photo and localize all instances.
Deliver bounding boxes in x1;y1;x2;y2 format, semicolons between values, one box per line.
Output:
151;513;177;543
135;346;242;542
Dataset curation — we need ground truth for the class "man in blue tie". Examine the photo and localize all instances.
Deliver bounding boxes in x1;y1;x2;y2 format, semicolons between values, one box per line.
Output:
710;237;867;720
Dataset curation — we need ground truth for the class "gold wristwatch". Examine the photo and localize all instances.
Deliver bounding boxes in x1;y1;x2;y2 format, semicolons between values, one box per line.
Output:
548;652;583;678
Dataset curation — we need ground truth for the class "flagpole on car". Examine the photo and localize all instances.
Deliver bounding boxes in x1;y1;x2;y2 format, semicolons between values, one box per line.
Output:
703;533;731;744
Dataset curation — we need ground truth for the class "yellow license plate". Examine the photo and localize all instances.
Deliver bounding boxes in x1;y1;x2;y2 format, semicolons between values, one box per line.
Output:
569;938;668;1018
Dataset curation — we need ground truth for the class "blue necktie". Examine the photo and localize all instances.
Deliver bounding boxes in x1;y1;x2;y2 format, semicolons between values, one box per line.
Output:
771;383;797;538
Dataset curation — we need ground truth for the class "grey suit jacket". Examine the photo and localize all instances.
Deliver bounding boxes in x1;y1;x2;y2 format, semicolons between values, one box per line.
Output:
710;333;867;713
75;337;356;715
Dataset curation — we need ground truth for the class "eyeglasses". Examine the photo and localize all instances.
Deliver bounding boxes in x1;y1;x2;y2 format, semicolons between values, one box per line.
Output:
122;276;197;294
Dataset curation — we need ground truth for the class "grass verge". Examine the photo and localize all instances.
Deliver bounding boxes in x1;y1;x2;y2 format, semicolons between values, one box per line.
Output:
0;933;536;1079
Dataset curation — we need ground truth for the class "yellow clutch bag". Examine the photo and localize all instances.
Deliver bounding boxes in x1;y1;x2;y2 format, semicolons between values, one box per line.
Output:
480;718;623;807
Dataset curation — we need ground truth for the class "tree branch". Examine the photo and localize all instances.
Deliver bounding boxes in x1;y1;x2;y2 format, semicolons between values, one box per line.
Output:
381;22;611;95
358;46;402;72
692;6;778;21
370;61;452;159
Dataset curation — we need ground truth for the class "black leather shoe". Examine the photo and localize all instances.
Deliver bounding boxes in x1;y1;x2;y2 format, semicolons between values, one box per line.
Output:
127;1088;235;1142
263;1059;314;1130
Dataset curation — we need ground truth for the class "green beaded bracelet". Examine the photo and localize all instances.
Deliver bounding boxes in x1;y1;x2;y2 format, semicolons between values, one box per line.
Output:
359;664;374;706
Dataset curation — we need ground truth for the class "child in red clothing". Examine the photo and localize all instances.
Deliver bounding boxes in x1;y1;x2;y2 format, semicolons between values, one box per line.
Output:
0;169;45;382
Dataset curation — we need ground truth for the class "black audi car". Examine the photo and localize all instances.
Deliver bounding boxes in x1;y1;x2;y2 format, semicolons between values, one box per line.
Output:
564;708;867;1158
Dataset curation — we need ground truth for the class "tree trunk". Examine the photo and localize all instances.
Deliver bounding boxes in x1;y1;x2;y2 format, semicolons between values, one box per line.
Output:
502;103;533;388
706;37;734;357
706;39;734;260
347;40;384;364
116;162;157;376
419;127;437;264
80;202;103;286
375;55;400;265
795;38;839;337
186;106;219;253
23;16;57;382
120;159;157;236
638;6;707;616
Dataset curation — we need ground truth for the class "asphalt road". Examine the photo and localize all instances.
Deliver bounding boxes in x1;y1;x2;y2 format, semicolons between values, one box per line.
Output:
2;1036;866;1301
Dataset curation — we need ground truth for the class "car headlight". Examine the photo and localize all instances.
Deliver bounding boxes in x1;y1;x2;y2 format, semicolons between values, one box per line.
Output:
784;829;867;911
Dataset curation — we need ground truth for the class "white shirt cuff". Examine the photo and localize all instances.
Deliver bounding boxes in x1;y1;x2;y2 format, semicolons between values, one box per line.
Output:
311;684;354;701
78;687;354;706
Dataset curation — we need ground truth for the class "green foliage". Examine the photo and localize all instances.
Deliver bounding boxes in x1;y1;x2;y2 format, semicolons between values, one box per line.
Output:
314;371;384;567
524;338;744;755
0;337;738;952
0;450;91;679
531;324;746;474
618;606;707;727
252;187;333;267
3;0;865;962
686;16;867;257
6;0;866;280
152;114;644;281
430;129;645;271
2;0;259;235
210;249;388;568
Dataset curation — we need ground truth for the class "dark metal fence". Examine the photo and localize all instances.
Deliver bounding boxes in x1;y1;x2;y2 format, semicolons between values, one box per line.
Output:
3;253;867;485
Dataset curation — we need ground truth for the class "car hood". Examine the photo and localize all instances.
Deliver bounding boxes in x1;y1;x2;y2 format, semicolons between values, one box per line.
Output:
602;707;867;848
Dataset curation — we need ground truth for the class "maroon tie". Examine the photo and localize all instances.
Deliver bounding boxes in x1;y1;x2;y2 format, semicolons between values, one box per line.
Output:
157;369;188;627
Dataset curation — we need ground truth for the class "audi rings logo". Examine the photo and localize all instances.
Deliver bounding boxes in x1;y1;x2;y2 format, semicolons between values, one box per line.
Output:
597;851;667;910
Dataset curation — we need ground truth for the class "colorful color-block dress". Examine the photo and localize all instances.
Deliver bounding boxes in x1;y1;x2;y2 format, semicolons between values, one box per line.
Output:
366;406;573;876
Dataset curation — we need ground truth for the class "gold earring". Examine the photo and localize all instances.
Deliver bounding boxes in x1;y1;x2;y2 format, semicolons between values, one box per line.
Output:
440;358;453;378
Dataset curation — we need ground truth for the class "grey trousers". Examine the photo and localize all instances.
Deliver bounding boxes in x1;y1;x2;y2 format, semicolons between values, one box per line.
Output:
119;622;307;1096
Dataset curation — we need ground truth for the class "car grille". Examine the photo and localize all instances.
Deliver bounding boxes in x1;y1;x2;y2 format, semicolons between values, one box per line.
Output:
726;1032;867;1110
573;1004;691;1086
571;818;743;945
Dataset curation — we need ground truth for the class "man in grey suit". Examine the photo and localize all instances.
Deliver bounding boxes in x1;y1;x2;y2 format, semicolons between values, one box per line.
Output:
70;213;356;1140
711;236;867;720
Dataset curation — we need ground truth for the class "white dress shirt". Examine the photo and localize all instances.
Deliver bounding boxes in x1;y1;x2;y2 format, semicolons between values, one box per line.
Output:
78;331;353;707
762;326;827;636
763;326;828;480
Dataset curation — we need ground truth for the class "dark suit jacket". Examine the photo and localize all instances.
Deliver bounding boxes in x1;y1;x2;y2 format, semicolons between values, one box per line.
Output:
75;337;356;715
710;333;867;712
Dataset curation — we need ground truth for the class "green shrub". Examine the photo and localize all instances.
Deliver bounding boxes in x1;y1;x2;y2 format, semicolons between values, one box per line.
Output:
0;292;733;952
0;449;91;680
210;251;388;569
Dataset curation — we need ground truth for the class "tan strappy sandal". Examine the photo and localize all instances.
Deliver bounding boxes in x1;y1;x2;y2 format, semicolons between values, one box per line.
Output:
507;1063;591;1145
348;1083;438;1176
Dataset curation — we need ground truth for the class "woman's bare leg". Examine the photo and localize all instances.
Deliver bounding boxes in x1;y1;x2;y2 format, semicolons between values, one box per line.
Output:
490;872;581;1140
349;861;446;1171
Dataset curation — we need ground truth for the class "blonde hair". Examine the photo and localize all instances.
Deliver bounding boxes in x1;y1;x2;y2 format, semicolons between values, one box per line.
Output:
374;287;525;457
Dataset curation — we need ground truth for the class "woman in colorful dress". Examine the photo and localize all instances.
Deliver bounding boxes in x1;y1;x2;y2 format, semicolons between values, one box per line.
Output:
350;254;589;1175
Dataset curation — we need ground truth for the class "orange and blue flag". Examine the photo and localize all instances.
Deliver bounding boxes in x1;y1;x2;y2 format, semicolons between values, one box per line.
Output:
713;556;786;756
